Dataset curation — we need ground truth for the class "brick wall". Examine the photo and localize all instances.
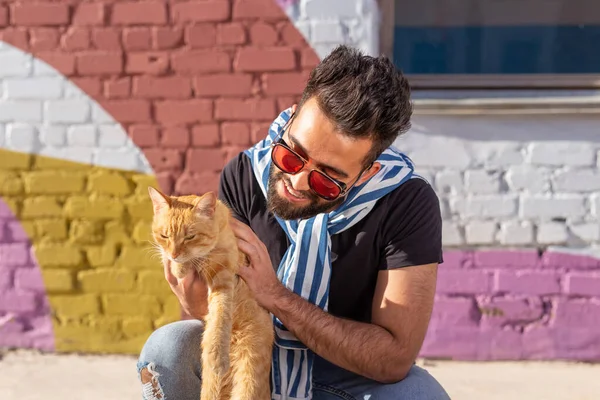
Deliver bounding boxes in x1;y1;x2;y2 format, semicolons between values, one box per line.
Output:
0;0;318;354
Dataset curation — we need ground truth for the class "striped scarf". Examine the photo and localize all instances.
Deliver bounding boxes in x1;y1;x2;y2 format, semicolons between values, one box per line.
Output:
244;108;415;400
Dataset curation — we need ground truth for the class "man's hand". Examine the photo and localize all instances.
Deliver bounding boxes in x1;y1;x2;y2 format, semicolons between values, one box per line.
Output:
163;259;209;320
229;218;286;311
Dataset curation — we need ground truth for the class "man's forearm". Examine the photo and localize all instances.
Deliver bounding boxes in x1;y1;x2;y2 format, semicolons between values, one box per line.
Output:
267;286;412;383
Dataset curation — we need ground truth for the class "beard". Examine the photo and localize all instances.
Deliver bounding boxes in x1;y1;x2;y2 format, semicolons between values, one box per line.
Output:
266;164;346;220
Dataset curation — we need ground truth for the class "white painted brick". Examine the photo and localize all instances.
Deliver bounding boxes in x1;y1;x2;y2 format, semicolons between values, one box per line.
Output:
67;125;96;147
520;194;586;219
6;124;37;152
537;222;569;245
302;0;359;19
0;124;4;146
465;221;497;245
40;147;94;165
0;101;42;122
311;20;346;44
451;195;518;218
413;169;435;186
98;124;127;147
553;169;600;192
33;59;57;76
4;78;63;99
294;21;311;42
94;149;141;171
45;100;90;123
498;221;534;245
464;170;501;194
439;198;450;219
505;166;550;193
570;223;600;242
470;142;525;168
91;103;114;123
39;125;66;146
435;170;463;194
64;83;87;98
406;141;472;169
442;222;464;246
313;43;340;60
592;193;600;218
0;51;32;77
527;142;595;167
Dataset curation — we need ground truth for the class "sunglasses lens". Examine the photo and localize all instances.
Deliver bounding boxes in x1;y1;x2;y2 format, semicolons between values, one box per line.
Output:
309;171;341;200
273;145;304;173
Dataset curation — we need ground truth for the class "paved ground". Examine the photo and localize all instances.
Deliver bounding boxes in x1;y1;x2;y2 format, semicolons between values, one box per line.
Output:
1;349;599;399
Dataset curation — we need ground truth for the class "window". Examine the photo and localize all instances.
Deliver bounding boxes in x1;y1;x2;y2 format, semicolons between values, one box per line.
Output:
385;0;600;88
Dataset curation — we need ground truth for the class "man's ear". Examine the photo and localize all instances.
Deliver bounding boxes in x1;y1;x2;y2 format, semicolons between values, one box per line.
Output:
356;162;381;186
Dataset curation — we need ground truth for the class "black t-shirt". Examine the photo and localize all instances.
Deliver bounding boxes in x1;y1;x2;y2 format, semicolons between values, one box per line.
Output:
218;152;443;323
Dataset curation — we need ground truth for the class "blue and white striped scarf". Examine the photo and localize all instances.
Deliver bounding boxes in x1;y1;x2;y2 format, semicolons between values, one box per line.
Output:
244;108;415;400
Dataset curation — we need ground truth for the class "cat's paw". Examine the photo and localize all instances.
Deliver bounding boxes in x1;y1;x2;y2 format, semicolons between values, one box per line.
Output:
171;262;189;279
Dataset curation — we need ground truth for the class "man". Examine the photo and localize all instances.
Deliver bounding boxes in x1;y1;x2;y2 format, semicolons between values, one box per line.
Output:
138;45;450;400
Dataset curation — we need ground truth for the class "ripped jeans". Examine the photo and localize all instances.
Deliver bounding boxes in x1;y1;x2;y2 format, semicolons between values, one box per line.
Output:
137;320;451;400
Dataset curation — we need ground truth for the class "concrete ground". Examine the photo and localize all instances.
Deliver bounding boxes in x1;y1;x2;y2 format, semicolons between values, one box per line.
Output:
1;349;599;400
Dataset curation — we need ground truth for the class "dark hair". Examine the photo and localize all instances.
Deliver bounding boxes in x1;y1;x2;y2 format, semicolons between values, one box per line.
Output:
298;45;413;167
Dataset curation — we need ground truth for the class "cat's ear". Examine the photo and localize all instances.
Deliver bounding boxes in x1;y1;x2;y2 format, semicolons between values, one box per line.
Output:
148;186;171;214
194;192;217;217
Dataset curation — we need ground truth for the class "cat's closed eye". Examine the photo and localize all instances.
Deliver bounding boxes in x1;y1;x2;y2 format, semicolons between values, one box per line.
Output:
184;234;196;241
160;233;168;239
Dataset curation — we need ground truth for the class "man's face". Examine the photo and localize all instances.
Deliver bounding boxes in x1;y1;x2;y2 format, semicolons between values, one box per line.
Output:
266;98;380;220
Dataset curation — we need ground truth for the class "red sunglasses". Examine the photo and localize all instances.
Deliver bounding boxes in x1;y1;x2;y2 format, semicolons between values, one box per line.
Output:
270;115;370;201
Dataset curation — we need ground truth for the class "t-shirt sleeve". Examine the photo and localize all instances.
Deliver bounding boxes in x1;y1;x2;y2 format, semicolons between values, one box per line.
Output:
379;178;444;270
218;153;250;225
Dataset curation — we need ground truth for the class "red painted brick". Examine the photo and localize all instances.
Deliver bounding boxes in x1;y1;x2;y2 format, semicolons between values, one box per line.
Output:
112;1;167;25
217;23;246;45
235;47;296;72
194;74;253;97
37;52;76;75
72;77;102;97
172;1;230;23
0;6;7;27
251;122;271;142
101;100;152;123
279;22;307;47
126;52;169;75
11;3;70;26
62;27;91;51
92;28;121;50
161;127;191;149
123;28;152;50
129;125;160;147
153;27;183;49
175;172;220;196
30;28;60;51
301;48;320;69
186;149;227;173
232;0;286;20
191;124;220;147
250;22;278;45
263;72;309;96
155;100;213;124
133;76;192;99
156;172;174;195
495;271;561;295
0;29;29;50
215;98;276;121
144;149;184;171
104;78;131;99
224;146;247;163
185;24;217;48
73;3;105;26
171;50;230;73
222;123;250;146
277;96;297;112
77;51;123;75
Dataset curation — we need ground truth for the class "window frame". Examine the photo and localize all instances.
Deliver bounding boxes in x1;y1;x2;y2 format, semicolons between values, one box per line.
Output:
379;0;600;90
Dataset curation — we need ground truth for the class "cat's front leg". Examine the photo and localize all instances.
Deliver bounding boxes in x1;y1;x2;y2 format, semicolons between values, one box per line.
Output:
201;272;234;400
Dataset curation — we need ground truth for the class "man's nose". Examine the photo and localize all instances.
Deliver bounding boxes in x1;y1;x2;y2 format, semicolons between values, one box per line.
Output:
288;170;311;192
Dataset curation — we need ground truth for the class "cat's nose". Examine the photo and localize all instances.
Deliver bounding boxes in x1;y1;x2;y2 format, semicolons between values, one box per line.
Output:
171;250;180;258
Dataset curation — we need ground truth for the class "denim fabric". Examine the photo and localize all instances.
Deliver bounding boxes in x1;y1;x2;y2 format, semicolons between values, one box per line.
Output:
137;320;451;400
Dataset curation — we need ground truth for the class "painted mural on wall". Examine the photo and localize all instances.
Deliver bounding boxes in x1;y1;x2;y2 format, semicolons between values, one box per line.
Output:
0;0;598;361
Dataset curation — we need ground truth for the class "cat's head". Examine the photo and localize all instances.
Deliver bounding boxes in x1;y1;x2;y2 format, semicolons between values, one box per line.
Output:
148;187;220;264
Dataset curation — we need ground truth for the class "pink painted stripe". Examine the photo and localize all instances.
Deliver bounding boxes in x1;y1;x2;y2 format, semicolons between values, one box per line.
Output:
0;198;54;351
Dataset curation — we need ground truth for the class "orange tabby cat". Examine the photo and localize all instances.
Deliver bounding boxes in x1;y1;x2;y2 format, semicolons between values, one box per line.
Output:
148;186;274;400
